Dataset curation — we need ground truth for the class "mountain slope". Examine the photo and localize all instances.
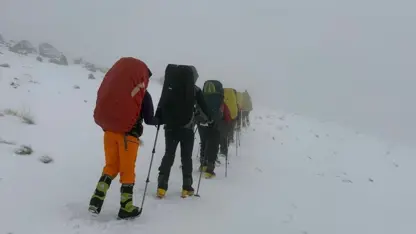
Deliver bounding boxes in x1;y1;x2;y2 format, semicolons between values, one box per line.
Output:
0;49;415;234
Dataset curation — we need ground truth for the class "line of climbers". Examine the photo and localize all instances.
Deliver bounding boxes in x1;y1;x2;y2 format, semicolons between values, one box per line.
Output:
88;57;253;220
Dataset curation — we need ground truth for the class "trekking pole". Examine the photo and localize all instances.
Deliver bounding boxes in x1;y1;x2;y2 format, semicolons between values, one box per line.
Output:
236;131;239;157
225;135;229;177
237;128;240;147
140;124;161;213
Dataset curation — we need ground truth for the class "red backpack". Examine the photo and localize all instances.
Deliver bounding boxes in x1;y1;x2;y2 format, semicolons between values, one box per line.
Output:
94;57;150;133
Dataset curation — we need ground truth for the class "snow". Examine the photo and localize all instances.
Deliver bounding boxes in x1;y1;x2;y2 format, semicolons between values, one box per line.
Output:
0;48;415;234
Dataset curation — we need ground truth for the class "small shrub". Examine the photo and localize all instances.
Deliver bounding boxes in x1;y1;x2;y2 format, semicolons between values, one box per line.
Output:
10;82;19;89
15;145;33;155
21;113;35;125
39;155;53;164
73;58;83;64
3;108;18;116
0;137;16;145
2;108;35;125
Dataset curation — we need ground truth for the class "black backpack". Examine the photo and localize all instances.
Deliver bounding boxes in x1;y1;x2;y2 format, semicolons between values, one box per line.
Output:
202;80;224;122
157;64;197;127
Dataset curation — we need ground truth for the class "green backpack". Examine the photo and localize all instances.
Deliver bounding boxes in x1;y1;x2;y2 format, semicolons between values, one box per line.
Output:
202;80;224;122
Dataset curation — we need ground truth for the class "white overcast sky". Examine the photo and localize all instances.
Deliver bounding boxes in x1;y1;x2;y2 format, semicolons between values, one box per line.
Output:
1;0;416;144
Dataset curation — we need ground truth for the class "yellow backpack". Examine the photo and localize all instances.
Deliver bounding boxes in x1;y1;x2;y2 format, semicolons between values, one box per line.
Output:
223;88;238;120
236;92;243;110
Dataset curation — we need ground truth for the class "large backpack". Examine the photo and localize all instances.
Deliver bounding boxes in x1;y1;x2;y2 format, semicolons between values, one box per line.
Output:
94;57;150;133
242;91;253;111
202;80;224;122
236;91;243;110
157;64;197;127
223;88;238;120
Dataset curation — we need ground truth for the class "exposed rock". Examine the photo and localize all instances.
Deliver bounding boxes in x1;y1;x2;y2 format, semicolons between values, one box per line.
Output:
88;73;96;79
39;155;54;164
9;40;37;55
49;54;68;66
0;63;10;68
97;67;109;74
36;56;43;62
39;42;61;59
83;62;96;72
59;54;68;65
73;57;84;64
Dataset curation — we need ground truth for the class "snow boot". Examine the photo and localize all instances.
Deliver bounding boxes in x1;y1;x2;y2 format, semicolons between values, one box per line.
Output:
205;163;216;179
88;174;112;215
117;184;141;220
198;165;207;172
181;186;195;198
156;174;168;198
205;171;216;179
216;159;221;166
181;178;194;198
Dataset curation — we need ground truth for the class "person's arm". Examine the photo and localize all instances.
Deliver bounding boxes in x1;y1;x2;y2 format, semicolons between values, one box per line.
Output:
142;91;156;125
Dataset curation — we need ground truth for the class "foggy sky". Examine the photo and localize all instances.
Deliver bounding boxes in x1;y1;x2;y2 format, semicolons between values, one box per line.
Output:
1;0;416;145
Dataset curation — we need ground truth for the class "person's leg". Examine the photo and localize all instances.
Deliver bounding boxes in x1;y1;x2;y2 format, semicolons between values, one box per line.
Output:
205;127;221;177
157;128;179;196
229;120;236;143
219;127;228;156
197;125;208;168
89;131;119;214
179;128;195;196
242;111;248;127
117;134;141;219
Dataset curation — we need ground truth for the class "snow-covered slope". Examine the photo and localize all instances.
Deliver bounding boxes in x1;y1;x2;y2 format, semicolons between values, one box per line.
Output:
0;49;415;234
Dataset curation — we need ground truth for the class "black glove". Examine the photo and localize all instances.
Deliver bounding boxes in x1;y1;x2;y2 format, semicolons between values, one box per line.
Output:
128;123;143;138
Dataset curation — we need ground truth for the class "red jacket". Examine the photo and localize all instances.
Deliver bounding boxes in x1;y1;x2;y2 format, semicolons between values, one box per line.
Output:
221;103;232;123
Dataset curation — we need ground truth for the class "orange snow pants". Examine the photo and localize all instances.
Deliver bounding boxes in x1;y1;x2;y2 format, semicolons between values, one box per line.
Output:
102;131;140;184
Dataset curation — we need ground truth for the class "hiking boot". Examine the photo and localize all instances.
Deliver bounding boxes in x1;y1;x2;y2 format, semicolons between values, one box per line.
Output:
157;174;168;198
215;159;221;166
205;164;216;179
118;184;141;220
198;165;207;172
88;175;112;215
157;188;167;198
204;171;216;179
181;185;195;198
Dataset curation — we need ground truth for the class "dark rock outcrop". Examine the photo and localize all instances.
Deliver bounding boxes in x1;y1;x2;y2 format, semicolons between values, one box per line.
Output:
49;54;68;66
9;40;37;55
39;43;61;59
83;62;96;72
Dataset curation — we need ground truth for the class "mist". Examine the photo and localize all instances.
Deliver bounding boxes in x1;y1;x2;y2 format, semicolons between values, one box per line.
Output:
2;0;416;144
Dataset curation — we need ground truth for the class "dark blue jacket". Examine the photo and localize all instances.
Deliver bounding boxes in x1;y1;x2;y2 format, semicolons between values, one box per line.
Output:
128;90;157;137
